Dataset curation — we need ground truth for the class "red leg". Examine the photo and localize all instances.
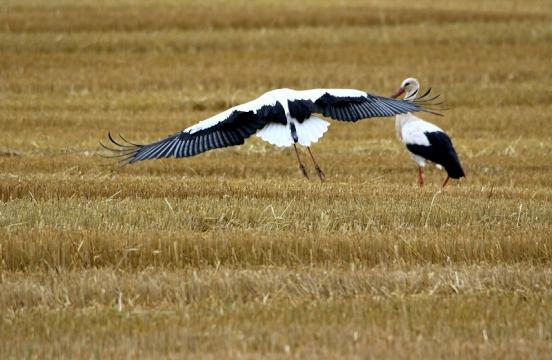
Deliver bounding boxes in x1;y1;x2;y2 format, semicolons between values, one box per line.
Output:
442;176;450;188
307;147;325;181
418;167;425;187
293;144;309;179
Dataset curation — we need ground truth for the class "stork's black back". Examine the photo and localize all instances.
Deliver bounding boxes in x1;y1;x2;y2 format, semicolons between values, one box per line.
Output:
406;131;465;179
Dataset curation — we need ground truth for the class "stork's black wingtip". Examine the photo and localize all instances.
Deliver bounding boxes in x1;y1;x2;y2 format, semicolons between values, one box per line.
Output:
118;133;141;146
425;109;444;116
98;131;141;169
99;140;116;152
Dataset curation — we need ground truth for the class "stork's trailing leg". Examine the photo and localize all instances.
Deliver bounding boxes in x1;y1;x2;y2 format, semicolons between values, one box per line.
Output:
418;167;425;187
307;147;325;181
442;176;450;188
293;144;309;179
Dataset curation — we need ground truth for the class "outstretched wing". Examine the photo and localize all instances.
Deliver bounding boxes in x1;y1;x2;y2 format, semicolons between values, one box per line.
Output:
288;88;443;123
102;97;286;164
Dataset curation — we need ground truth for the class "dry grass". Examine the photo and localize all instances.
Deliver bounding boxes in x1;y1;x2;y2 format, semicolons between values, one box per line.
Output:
1;0;552;358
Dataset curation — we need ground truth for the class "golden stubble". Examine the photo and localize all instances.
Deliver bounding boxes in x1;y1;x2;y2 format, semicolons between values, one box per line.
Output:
1;0;552;358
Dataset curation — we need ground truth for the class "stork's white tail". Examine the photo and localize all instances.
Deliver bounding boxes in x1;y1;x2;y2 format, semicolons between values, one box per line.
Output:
296;117;330;147
256;123;290;147
256;116;329;147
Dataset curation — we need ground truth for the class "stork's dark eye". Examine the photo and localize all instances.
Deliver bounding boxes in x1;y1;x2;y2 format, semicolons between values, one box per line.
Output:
404;82;410;86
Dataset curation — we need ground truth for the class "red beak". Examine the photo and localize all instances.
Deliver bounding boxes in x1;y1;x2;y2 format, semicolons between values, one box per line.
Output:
390;87;405;99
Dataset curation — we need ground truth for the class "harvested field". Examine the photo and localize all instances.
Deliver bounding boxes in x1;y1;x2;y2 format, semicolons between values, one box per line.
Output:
1;0;552;358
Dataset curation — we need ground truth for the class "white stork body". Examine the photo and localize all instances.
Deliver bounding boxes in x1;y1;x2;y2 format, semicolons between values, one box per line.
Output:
188;88;334;148
391;78;464;187
396;113;443;167
104;87;437;179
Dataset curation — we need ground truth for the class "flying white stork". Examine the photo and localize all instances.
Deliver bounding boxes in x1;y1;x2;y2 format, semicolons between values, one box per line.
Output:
103;87;439;179
391;78;465;187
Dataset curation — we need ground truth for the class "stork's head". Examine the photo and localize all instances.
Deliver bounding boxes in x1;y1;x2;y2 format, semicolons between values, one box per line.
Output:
391;78;420;100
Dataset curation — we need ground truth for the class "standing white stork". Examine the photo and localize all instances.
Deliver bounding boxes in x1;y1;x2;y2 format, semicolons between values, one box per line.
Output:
391;78;465;187
103;87;439;179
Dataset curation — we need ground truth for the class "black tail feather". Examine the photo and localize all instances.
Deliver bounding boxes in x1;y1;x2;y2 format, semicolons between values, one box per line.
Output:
443;149;465;179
